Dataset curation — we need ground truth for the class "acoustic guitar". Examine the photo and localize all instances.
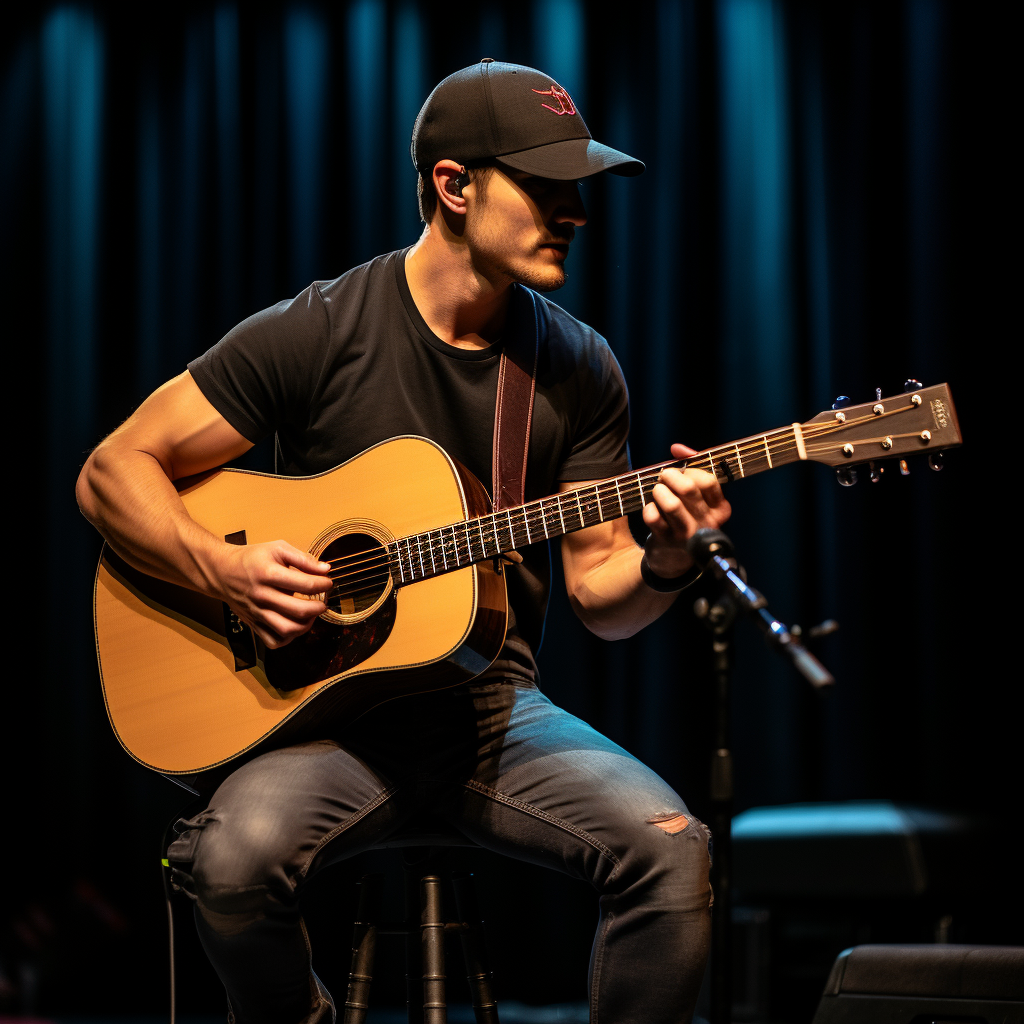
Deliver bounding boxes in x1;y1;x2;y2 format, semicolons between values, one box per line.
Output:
94;383;961;779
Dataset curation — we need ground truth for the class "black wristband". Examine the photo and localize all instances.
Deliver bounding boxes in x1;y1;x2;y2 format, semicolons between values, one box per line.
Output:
640;553;703;593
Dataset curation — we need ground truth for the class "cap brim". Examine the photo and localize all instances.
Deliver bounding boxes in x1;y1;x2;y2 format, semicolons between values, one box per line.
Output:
496;138;644;179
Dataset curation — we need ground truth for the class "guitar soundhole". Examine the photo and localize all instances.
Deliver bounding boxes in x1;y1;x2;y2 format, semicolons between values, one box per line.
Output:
321;532;391;618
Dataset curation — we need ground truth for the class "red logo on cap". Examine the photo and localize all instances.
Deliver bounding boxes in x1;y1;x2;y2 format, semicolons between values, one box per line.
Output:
532;84;576;116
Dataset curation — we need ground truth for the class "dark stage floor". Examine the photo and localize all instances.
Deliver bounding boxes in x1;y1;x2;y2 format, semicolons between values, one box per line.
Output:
3;1004;593;1024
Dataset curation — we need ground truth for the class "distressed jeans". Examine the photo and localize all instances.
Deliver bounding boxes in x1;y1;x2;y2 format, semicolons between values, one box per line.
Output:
167;677;712;1024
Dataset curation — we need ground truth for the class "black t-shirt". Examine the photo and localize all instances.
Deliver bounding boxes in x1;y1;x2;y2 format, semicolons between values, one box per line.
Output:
188;248;631;678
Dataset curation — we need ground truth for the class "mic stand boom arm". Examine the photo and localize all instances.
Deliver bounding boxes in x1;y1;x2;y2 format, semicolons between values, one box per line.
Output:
688;529;835;690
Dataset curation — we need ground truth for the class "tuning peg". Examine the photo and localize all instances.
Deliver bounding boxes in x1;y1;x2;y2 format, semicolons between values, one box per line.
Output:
832;395;852;410
928;453;944;472
835;467;858;487
899;459;910;476
875;387;883;401
869;461;883;483
903;379;924;392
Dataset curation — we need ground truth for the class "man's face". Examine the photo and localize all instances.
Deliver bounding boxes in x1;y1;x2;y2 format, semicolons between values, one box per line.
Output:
462;166;588;293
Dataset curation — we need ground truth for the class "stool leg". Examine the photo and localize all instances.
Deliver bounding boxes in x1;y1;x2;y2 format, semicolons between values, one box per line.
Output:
452;872;499;1024
343;874;382;1024
421;874;447;1024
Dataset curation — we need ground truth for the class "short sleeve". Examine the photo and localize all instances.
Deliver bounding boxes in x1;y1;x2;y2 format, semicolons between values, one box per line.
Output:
556;341;631;482
187;284;330;443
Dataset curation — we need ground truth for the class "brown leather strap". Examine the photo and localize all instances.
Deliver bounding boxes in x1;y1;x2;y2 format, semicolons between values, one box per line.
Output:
492;288;539;512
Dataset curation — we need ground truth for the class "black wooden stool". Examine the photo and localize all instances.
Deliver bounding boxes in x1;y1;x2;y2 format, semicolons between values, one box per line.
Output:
342;820;499;1024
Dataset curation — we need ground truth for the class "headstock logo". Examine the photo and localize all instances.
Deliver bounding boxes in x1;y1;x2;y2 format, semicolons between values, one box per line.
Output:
930;399;949;430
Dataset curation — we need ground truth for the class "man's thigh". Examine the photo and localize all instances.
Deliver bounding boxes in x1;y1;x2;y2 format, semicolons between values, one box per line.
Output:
446;683;709;897
167;738;407;900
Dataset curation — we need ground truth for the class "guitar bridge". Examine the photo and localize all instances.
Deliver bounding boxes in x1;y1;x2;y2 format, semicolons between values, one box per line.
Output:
223;530;260;671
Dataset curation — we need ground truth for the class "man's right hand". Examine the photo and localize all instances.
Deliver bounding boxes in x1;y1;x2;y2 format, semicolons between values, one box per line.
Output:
208;540;334;649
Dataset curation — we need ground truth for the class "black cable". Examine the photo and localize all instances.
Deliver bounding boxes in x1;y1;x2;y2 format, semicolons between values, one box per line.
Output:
159;815;179;1024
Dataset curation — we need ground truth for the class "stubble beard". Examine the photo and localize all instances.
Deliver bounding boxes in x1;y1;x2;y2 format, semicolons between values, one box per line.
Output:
467;221;568;293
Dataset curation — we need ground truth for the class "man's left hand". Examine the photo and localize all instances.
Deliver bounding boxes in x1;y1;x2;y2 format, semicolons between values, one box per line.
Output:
641;443;732;579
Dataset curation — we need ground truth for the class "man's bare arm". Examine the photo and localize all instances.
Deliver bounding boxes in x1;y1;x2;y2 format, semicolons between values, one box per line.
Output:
76;371;333;648
560;444;732;641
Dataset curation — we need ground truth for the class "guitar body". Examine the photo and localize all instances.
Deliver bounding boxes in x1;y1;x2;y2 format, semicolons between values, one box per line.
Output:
94;436;508;777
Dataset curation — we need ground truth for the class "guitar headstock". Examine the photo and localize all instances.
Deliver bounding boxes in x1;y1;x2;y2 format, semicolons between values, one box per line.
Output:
801;382;961;472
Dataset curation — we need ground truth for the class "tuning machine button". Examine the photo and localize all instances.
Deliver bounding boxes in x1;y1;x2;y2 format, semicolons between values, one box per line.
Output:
903;379;924;391
928;453;944;472
899;460;910;476
835;467;858;487
869;461;883;483
832;395;851;410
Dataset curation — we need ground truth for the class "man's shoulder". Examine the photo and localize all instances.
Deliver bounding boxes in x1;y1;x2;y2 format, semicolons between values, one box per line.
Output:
315;249;405;306
529;290;618;372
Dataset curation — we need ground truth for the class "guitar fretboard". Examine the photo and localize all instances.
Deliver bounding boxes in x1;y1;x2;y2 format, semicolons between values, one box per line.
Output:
387;423;806;585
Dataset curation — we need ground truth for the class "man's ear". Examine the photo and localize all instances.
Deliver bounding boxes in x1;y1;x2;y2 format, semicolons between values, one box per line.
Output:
433;160;469;216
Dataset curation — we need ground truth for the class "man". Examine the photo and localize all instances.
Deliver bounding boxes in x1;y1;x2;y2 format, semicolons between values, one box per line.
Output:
77;61;730;1023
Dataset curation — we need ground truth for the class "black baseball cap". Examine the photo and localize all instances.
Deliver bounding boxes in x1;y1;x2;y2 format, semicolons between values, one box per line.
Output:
411;59;644;180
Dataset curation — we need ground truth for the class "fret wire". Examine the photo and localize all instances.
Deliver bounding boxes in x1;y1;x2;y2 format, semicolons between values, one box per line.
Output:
398;429;825;580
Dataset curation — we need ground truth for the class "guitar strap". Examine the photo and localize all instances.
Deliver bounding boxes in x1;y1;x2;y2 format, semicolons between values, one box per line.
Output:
491;286;540;512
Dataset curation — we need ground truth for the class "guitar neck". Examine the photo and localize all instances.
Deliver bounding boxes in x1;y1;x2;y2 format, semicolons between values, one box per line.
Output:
388;423;807;586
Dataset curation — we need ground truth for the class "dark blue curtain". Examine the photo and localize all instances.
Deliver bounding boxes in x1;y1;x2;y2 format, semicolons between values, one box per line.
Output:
2;1;1015;1014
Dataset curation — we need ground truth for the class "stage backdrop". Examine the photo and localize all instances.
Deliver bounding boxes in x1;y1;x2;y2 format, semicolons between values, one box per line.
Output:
1;0;1016;1015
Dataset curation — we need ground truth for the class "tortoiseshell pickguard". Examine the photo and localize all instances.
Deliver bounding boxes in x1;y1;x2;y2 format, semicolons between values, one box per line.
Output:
262;592;398;692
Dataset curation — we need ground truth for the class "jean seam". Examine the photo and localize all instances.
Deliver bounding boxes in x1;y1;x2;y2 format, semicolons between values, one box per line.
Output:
590;908;612;1024
296;784;399;880
463;779;620;867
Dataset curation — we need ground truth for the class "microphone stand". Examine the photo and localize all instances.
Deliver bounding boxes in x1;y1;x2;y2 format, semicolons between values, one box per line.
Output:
689;529;834;1024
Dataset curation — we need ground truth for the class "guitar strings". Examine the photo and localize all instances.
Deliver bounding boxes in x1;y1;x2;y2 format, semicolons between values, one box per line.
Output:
324;439;907;593
323;451;793;594
320;402;911;578
322;442;864;593
321;404;928;595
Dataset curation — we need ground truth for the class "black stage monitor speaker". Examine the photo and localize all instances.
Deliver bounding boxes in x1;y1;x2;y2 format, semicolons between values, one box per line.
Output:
812;944;1024;1024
